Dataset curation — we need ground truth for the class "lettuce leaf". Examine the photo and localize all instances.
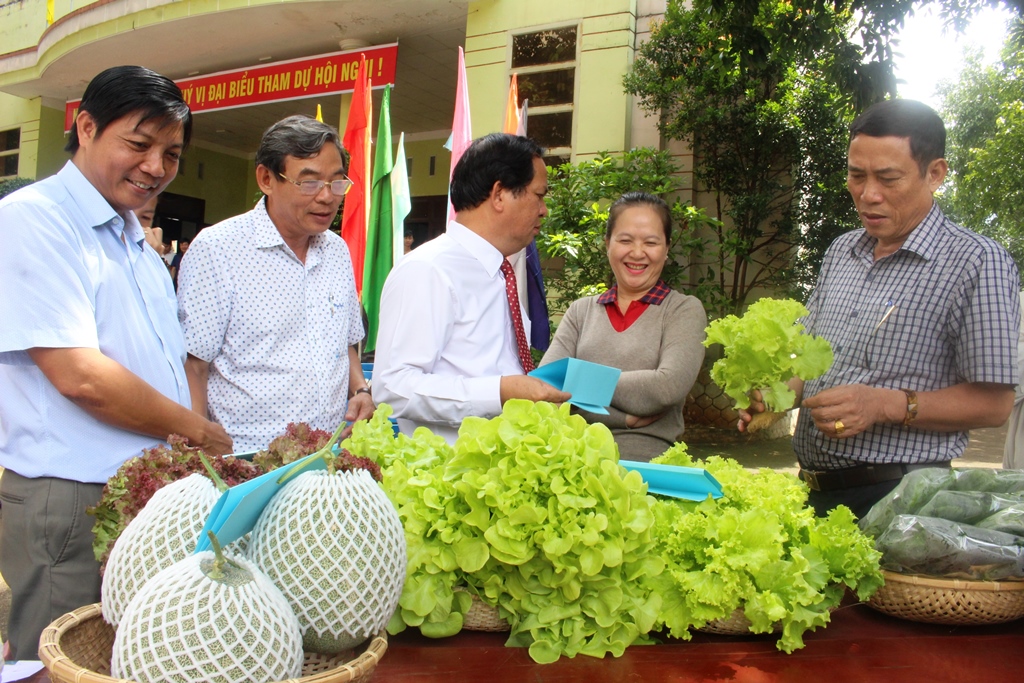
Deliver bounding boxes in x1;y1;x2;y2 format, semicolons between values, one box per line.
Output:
345;401;662;662
649;444;882;652
703;297;833;411
345;406;881;659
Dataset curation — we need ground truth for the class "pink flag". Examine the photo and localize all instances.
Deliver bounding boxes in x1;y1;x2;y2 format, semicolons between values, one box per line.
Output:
447;47;473;224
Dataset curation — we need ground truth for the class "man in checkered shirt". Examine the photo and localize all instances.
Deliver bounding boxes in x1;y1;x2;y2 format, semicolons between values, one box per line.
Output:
740;99;1020;518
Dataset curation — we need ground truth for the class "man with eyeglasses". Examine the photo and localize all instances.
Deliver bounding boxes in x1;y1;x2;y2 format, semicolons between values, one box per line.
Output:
178;115;373;450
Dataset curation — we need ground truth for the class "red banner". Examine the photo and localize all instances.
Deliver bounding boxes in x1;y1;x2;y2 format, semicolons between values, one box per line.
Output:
64;43;398;132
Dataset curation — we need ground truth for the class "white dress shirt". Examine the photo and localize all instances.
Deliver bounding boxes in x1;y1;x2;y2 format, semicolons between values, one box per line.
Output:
177;198;364;451
372;221;528;442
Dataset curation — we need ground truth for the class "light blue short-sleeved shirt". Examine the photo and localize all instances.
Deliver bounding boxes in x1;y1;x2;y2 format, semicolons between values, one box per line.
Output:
0;162;191;483
177;198;364;452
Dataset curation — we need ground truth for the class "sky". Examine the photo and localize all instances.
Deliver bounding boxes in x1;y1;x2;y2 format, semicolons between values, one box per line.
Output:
893;4;1014;109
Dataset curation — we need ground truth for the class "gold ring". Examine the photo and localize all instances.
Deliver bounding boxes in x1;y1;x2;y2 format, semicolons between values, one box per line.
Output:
834;419;845;435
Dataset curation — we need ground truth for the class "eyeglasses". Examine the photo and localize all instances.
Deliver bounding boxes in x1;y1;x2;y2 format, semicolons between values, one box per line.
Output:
278;172;353;196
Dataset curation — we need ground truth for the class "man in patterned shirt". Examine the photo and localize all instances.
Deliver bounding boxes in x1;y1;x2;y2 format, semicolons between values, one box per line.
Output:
740;99;1020;517
178;115;374;450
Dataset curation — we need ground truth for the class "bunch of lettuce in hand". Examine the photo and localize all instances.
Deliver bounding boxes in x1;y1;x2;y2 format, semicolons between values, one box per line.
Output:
343;401;663;664
646;443;883;653
704;298;832;431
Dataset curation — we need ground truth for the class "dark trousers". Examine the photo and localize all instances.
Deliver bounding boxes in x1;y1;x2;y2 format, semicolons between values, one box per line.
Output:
0;470;103;660
808;479;903;520
807;462;951;520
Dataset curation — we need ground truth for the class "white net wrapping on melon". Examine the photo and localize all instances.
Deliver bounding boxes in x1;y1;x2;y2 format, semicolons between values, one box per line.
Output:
248;469;406;651
102;473;220;628
112;551;303;683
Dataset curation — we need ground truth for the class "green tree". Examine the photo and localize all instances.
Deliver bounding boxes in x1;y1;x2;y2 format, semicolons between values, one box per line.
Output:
622;1;1024;316
0;177;33;200
625;0;863;316
940;25;1024;269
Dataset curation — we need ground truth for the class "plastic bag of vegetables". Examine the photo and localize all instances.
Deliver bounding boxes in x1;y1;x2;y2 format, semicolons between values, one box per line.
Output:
859;468;959;539
917;490;1024;525
875;514;1024;580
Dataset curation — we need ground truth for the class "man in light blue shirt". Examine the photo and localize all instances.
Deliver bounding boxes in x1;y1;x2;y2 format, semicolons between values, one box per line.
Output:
0;66;231;659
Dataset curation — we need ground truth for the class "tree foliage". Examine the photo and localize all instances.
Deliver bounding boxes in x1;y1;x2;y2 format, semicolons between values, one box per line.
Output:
940;22;1024;269
625;0;863;315
623;0;1023;316
0;177;34;200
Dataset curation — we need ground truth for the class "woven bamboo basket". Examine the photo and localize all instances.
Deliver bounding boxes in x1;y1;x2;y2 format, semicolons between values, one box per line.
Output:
455;589;510;632
696;608;781;636
38;603;388;683
868;570;1024;625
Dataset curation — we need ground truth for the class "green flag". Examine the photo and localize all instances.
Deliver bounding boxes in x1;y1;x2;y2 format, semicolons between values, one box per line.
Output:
362;85;394;353
391;132;411;267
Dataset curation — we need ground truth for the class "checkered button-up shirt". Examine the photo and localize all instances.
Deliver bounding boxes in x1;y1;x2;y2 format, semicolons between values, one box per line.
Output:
793;203;1020;469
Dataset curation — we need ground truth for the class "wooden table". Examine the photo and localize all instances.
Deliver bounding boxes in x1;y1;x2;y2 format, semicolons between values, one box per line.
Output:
25;603;1021;683
377;603;1022;683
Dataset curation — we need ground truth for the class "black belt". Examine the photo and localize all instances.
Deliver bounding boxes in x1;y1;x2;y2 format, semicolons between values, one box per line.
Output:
799;462;951;492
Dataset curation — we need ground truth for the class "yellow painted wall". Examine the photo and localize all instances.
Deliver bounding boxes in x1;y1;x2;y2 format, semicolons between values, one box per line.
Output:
0;91;65;178
0;0;46;56
401;137;451;197
466;0;637;160
164;145;253;225
3;0;645;202
36;103;67;178
0;91;37;177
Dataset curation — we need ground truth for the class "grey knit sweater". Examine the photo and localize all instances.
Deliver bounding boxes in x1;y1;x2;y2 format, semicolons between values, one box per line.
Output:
540;289;707;461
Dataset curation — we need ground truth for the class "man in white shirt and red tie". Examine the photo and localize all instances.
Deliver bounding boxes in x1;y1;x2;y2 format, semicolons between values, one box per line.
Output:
373;133;570;442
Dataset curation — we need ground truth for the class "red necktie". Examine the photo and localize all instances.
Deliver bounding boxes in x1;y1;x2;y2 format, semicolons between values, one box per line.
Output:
500;258;535;372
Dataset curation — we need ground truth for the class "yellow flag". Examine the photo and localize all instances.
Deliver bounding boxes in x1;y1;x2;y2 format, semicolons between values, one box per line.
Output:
315;104;323;123
46;0;54;25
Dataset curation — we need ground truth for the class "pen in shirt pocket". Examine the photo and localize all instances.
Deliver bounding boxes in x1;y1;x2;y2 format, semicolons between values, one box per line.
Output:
874;299;897;332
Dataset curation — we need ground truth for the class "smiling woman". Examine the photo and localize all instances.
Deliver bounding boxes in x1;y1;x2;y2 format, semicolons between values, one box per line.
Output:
539;191;707;462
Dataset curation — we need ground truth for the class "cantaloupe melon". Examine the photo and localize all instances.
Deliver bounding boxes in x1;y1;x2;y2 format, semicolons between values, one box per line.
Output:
112;541;303;683
247;469;406;652
101;473;220;627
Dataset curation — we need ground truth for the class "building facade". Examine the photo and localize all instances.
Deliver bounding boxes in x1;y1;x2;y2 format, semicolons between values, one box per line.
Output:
0;0;687;238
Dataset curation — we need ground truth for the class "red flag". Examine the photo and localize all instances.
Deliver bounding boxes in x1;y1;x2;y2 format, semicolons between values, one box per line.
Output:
341;55;372;296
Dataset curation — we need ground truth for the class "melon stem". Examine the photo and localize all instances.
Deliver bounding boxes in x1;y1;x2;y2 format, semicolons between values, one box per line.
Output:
275;421;347;485
197;451;230;492
207;531;226;579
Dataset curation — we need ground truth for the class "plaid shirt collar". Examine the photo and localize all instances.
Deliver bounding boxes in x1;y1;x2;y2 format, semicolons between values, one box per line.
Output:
850;201;943;263
597;280;671;306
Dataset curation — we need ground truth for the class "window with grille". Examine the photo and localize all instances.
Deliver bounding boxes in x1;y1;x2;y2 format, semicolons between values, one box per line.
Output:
0;128;19;178
511;25;577;161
